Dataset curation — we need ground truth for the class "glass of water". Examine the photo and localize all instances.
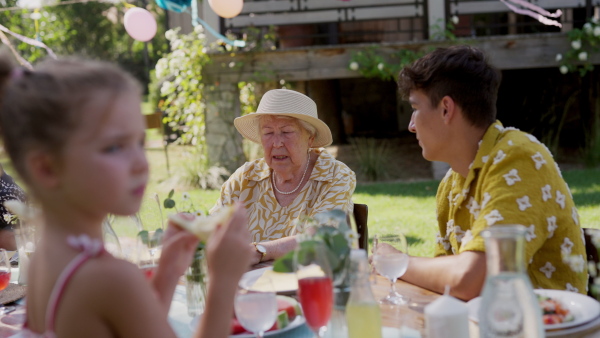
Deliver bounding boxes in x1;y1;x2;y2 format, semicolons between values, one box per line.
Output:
234;276;278;338
373;232;410;305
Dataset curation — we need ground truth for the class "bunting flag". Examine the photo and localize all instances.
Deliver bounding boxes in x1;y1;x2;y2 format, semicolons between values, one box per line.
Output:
0;23;57;58
500;0;562;28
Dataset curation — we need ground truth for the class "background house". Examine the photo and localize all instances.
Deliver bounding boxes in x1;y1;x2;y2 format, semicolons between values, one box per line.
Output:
167;0;600;180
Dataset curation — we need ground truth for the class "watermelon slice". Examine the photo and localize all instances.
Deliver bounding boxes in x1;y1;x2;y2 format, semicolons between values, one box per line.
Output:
230;295;302;335
276;295;302;321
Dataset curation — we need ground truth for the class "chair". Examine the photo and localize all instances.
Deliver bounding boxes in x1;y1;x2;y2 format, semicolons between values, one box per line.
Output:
145;111;171;175
353;204;369;251
584;228;600;297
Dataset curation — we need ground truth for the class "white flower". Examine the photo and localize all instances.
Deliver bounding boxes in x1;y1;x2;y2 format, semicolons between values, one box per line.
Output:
493;150;506;165
228;61;236;68
155;58;168;79
165;29;177;41
555;53;562;62
345;231;359;242
540;262;556;279
531;152;546;170
559;65;568;75
182;192;190;200
160;81;175;96
516;196;532;211
525;225;536;242
194;24;204;34
566;283;579;293
30;12;41;20
541;185;552;202
502;169;521;186
593;17;600;24
547;216;558;238
594;26;600;37
194;210;204;216
556;190;566;209
377;63;384;71
564;254;585;273
451;15;459;25
561;237;574;256
589;262;598;277
349;62;359;71
2;214;11;224
484;210;504;226
571;40;581;50
579;52;588;61
584;23;593;34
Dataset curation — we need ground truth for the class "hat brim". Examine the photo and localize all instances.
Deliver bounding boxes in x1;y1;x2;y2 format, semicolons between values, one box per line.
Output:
234;112;333;148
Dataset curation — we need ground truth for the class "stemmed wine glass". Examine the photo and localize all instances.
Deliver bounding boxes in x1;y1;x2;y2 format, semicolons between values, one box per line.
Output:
294;242;334;338
234;276;278;338
372;232;410;305
0;249;14;314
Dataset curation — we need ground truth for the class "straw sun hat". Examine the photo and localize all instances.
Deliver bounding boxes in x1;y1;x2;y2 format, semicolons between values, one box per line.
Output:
233;89;333;148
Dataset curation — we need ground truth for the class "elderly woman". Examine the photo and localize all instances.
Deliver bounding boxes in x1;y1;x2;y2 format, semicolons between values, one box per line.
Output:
210;89;356;265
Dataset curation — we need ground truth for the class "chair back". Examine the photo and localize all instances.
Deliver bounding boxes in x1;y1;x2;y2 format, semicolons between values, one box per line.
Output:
353;204;369;251
584;228;600;297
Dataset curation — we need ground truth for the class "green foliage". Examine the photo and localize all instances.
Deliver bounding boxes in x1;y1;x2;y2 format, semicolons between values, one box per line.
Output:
0;1;168;85
273;210;356;285
557;18;600;77
349;47;424;81
349;137;391;181
155;26;211;147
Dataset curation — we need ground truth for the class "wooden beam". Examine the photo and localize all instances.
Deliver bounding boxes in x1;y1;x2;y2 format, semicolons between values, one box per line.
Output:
450;0;585;15
204;33;598;84
227;5;422;27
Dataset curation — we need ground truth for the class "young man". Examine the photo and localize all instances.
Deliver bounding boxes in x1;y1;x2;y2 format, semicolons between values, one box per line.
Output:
384;45;587;300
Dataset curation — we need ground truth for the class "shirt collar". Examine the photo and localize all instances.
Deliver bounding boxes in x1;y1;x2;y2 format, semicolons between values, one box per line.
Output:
458;120;504;190
246;148;335;182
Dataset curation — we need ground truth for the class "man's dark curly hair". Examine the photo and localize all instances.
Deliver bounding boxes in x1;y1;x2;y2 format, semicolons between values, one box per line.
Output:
398;45;501;128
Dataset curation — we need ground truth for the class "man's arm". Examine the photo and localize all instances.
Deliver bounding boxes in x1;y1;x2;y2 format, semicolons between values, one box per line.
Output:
401;251;486;301
375;243;486;300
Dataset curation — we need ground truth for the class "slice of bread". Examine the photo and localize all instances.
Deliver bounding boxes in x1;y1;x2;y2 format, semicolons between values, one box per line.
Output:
168;206;234;242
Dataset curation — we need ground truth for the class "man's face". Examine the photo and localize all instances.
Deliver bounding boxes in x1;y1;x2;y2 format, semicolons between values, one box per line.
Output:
408;90;447;162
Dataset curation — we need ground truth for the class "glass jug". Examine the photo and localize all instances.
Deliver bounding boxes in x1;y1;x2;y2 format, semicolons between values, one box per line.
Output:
479;225;543;338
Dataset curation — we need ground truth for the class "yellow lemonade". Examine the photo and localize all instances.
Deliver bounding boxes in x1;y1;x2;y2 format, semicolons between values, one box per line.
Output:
346;302;383;338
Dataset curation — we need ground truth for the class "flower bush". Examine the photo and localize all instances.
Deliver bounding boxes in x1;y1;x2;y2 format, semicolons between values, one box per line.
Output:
556;18;600;76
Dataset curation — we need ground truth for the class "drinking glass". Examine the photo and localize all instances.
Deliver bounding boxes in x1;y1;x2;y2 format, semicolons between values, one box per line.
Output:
373;232;410;305
0;249;14;314
294;242;334;338
234;277;278;338
136;230;163;279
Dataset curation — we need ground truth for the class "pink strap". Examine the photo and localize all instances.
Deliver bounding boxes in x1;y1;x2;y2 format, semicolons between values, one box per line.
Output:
42;235;104;333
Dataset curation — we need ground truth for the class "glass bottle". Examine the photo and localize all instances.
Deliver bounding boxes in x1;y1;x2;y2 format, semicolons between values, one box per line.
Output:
346;249;382;338
185;246;208;317
479;225;543;338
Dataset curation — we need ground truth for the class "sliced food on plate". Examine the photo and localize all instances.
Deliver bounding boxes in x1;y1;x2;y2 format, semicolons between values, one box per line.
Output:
538;294;574;325
231;296;302;335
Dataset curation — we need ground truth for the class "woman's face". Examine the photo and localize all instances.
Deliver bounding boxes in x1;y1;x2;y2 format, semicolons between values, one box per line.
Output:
260;116;314;174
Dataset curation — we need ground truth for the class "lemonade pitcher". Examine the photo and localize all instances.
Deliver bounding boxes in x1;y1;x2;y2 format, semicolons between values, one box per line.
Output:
479;225;543;338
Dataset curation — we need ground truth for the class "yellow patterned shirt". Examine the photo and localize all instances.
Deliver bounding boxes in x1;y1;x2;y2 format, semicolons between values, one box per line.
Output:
210;148;356;242
436;121;587;294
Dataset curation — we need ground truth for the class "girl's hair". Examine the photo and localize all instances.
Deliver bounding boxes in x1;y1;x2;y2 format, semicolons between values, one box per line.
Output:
0;54;141;185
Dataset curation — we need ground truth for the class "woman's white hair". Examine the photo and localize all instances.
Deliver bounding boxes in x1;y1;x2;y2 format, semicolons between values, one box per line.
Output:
258;115;318;139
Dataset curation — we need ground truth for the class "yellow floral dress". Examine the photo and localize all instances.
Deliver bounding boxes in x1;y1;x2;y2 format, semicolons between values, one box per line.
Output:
436;121;587;293
210;148;356;242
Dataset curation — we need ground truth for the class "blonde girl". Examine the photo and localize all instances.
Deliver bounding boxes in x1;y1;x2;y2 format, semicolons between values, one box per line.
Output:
0;55;253;338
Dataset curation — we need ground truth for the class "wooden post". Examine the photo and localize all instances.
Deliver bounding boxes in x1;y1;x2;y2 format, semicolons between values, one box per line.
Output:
202;0;220;45
428;0;446;40
204;83;245;173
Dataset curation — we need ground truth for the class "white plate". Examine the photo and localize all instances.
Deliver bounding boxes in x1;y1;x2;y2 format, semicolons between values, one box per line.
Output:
190;314;306;337
239;267;298;295
467;289;600;331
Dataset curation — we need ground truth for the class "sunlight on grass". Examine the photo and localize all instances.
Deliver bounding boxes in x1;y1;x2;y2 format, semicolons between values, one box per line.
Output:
139;146;600;259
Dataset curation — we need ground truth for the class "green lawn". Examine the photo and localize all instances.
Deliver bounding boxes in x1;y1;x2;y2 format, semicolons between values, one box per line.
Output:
142;144;600;258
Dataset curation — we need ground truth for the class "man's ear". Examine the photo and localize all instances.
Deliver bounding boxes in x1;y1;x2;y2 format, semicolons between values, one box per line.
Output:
439;96;457;124
25;150;60;189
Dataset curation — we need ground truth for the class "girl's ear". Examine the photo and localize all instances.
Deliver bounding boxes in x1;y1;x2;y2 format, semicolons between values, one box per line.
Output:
25;150;60;189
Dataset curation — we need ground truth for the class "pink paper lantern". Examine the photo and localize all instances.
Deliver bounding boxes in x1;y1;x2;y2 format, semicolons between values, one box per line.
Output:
124;8;157;42
208;0;243;19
